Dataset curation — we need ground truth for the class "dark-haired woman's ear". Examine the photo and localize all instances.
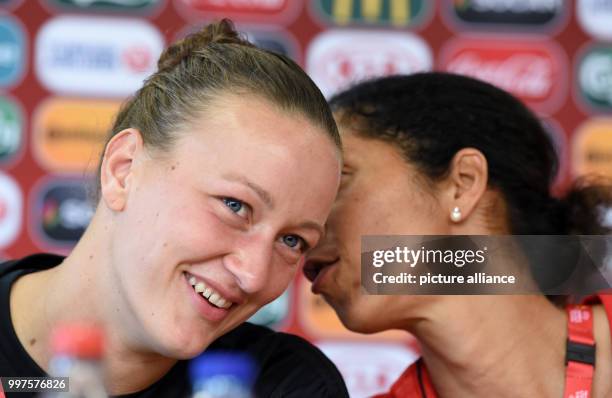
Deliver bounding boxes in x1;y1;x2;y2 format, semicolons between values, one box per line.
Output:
99;128;144;212
442;148;488;229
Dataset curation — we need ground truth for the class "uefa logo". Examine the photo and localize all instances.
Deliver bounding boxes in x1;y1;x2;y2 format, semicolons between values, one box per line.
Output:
0;171;22;249
307;29;432;98
31;179;94;247
310;0;430;28
0;16;26;88
0;96;23;166
577;46;612;112
35;16;164;97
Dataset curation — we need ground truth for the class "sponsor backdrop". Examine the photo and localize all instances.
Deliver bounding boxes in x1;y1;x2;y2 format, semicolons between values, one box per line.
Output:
0;0;611;396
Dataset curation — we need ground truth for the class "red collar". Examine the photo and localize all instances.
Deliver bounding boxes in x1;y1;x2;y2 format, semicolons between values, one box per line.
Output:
375;302;601;398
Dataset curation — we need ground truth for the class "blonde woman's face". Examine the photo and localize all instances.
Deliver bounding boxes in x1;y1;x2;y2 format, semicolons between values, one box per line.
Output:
108;94;341;358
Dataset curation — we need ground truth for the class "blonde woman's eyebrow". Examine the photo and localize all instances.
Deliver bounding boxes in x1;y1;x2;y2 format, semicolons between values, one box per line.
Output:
223;173;275;209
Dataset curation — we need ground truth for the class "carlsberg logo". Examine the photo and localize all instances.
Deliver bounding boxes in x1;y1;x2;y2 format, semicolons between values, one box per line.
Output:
579;47;612;109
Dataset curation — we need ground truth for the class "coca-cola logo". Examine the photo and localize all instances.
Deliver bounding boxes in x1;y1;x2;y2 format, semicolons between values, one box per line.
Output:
440;38;567;113
307;30;432;97
448;54;552;97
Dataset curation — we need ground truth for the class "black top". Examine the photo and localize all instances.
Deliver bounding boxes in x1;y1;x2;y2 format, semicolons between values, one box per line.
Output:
0;254;349;398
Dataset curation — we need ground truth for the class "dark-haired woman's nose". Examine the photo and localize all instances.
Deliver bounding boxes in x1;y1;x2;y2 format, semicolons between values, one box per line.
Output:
303;226;340;283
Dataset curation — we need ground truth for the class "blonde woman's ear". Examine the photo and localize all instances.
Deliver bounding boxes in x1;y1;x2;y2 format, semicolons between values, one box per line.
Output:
99;128;144;212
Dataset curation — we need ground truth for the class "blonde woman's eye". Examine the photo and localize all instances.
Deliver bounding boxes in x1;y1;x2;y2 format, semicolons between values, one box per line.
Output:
222;197;248;217
282;235;308;252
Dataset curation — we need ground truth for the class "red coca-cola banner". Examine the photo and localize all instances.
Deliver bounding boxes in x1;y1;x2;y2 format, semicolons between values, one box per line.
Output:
440;38;568;114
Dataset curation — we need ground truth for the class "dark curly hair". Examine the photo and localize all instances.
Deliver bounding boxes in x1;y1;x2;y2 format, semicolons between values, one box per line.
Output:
330;72;612;236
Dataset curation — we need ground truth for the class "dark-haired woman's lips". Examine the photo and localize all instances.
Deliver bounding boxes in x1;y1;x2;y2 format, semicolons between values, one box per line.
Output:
303;258;339;294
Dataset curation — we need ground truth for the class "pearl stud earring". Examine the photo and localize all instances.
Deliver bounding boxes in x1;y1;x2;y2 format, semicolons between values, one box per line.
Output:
450;206;462;222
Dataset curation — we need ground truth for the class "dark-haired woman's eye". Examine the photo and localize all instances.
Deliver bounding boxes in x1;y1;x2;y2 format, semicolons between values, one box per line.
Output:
340;169;354;190
222;197;249;218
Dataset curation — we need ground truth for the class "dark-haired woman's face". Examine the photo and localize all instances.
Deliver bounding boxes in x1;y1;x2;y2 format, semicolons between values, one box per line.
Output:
304;130;451;333
105;95;341;358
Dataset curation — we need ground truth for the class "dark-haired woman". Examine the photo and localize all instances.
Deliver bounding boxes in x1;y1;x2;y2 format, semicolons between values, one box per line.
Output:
0;20;349;397
304;72;612;397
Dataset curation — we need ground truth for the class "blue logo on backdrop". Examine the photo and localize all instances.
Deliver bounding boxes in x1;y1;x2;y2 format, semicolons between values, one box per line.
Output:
0;17;25;87
51;44;115;70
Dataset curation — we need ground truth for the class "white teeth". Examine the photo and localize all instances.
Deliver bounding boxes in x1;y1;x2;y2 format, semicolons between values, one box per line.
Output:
188;274;232;309
209;293;220;305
